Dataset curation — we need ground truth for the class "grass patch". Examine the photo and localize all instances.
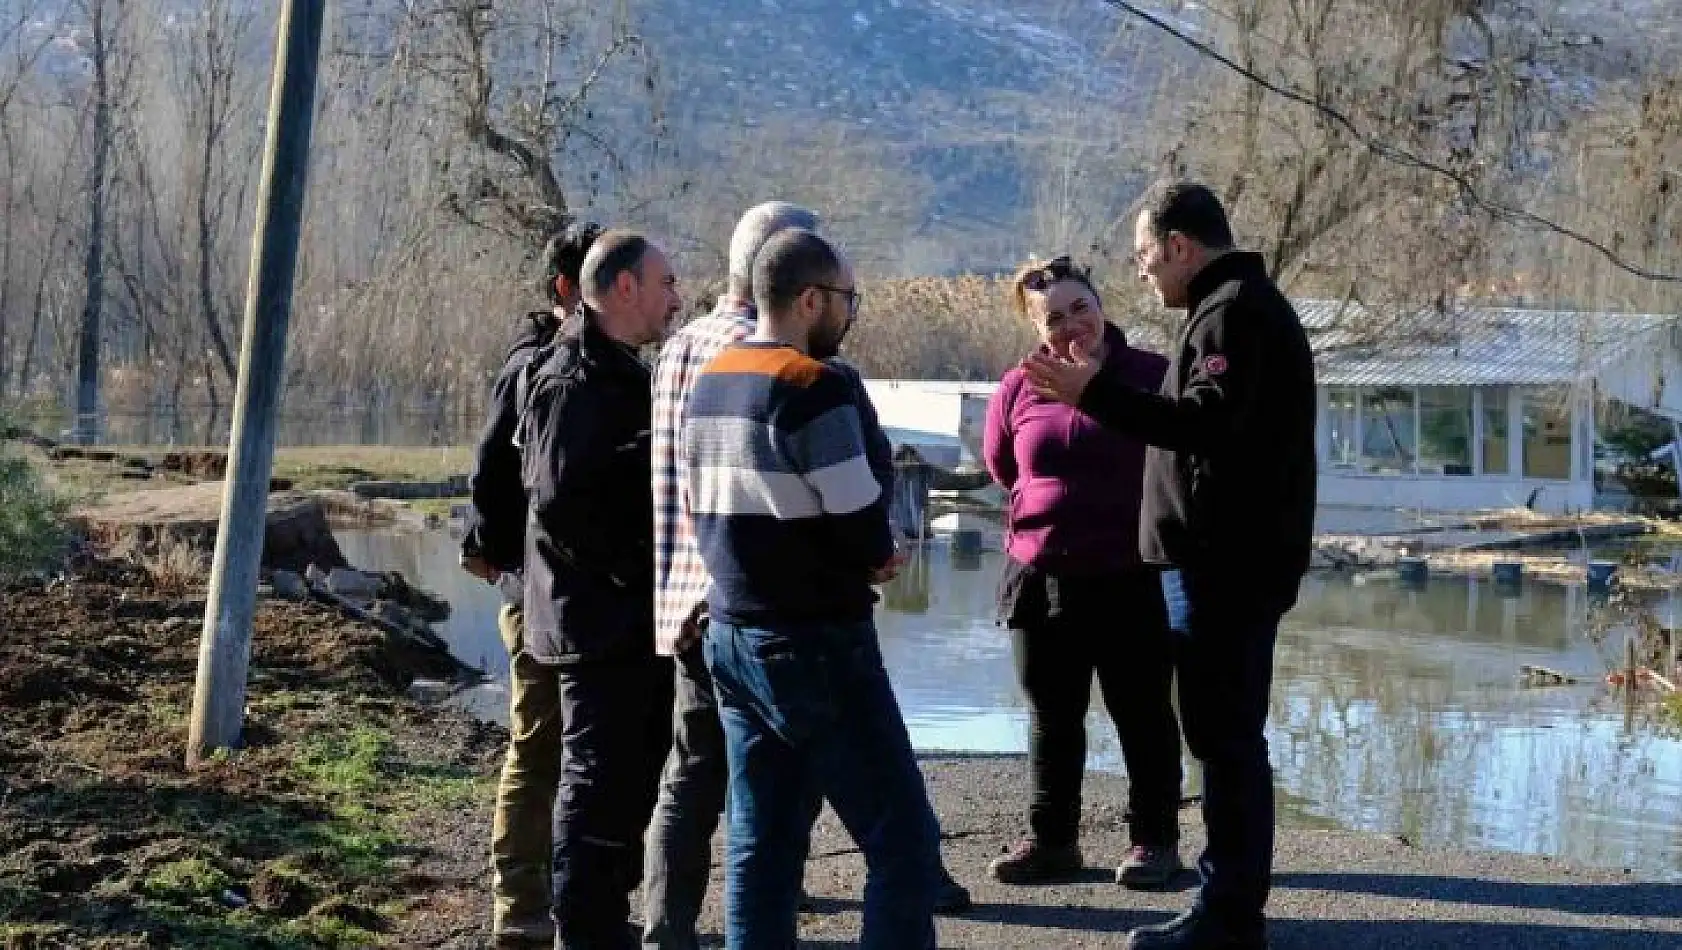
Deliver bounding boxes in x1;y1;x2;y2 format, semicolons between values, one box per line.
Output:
141;857;234;901
0;923;69;941
1663;692;1682;728
270;446;470;492
279;913;384;949
293;727;392;796
137;902;380;950
294;725;490;811
34;441;472;499
406;495;467;520
0;435;68;578
284;725;490;880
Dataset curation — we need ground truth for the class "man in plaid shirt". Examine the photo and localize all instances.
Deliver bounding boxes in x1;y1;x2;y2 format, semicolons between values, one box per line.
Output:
642;202;818;949
642;205;972;949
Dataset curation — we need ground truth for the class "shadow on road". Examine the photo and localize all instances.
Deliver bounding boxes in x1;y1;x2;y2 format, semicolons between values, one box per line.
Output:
1275;872;1682;919
1271;917;1680;949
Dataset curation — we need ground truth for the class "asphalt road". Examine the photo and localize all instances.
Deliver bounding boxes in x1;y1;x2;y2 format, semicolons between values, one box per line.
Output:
693;754;1682;949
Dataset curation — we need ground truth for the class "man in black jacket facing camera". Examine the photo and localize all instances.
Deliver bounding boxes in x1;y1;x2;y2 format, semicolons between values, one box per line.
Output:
1024;181;1315;950
517;229;683;949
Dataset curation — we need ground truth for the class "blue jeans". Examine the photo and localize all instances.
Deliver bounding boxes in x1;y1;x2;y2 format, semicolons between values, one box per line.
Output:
704;618;940;950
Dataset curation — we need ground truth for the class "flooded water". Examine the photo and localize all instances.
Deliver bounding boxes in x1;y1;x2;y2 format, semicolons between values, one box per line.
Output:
335;528;1682;881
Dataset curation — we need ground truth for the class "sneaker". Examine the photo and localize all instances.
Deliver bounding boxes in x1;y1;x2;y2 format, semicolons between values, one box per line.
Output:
988;839;1083;884
1125;907;1268;949
1115;844;1185;890
933;867;973;913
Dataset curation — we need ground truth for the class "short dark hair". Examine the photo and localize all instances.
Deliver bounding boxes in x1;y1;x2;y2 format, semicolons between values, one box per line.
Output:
752;229;842;317
1141;180;1235;250
542;220;602;305
579;229;652;302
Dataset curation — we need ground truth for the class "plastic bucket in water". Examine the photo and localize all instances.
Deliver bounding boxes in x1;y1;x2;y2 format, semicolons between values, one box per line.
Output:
1587;560;1618;591
1397;557;1428;590
1492;561;1524;593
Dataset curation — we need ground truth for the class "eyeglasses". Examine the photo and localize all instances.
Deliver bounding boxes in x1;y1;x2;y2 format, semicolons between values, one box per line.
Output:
1021;255;1090;291
810;283;862;319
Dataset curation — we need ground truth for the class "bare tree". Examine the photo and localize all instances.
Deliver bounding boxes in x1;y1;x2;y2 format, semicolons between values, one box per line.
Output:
71;0;119;442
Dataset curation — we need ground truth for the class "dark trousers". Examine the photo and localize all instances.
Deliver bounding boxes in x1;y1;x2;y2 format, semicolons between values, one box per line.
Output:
1008;566;1182;849
553;655;675;948
640;644;730;950
1172;570;1284;931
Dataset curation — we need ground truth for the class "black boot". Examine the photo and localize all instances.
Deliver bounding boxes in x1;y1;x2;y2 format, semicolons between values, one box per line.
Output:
1125;907;1267;950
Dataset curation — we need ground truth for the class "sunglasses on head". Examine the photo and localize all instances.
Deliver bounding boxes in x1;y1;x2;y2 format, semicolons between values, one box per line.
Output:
1021;256;1090;292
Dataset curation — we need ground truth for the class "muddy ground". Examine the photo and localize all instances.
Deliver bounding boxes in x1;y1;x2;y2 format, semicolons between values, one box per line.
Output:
0;559;498;949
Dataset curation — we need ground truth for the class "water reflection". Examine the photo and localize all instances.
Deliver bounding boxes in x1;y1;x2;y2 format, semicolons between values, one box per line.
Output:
336;528;1682;880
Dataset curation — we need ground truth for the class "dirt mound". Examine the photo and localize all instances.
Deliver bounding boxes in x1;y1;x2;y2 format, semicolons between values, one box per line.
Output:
72;481;349;573
158;450;228;478
0;562;498;948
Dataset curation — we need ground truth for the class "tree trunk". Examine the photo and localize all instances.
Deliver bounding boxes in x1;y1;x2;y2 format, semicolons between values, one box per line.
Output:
73;0;112;443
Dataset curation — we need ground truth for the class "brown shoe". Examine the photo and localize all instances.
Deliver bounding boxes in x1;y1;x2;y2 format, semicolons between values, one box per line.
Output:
988;839;1083;884
1115;844;1184;890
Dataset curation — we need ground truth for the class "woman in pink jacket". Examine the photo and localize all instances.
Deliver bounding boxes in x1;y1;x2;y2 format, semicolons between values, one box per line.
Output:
982;256;1185;889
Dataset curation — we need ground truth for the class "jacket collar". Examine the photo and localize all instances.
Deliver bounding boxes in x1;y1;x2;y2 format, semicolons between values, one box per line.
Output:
1186;250;1269;314
577;309;648;377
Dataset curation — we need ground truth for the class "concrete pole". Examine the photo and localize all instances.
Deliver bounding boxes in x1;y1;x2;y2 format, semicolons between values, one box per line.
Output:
187;0;326;766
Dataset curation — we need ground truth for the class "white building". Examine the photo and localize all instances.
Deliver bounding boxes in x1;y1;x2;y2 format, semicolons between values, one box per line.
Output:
863;301;1682;516
1306;301;1682;514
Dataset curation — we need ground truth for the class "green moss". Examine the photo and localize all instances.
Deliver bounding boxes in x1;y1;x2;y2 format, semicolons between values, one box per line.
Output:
292;727;392;796
277;914;383;949
141;858;234;902
137;902;378;950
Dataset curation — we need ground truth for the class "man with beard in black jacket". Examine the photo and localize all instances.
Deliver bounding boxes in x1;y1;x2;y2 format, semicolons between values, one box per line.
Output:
1024;181;1316;950
518;229;683;950
461;221;600;947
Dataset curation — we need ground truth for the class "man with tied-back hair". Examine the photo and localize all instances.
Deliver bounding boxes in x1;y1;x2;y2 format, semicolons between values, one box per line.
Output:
460;220;600;947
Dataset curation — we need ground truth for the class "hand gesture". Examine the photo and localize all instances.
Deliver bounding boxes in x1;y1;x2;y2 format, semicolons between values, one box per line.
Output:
1022;337;1099;407
870;549;909;585
460;552;497;583
673;602;708;654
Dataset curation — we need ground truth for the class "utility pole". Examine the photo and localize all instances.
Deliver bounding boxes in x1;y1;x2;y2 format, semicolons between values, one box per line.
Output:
187;0;326;766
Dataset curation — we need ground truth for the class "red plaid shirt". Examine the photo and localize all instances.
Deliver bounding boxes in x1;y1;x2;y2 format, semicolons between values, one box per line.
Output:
651;298;757;654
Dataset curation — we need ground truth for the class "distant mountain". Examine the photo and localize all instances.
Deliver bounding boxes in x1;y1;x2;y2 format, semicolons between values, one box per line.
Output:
640;0;1160;265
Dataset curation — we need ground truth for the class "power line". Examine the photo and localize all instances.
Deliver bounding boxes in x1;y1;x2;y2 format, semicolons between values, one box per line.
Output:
1103;0;1682;285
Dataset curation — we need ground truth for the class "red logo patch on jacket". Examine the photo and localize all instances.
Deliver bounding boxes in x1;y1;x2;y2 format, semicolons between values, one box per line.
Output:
1203;354;1228;376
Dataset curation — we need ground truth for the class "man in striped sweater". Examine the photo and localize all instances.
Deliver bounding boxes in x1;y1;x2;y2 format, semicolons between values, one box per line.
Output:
683;230;942;949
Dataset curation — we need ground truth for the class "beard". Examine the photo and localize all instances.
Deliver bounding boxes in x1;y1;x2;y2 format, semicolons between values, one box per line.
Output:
809;318;850;361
